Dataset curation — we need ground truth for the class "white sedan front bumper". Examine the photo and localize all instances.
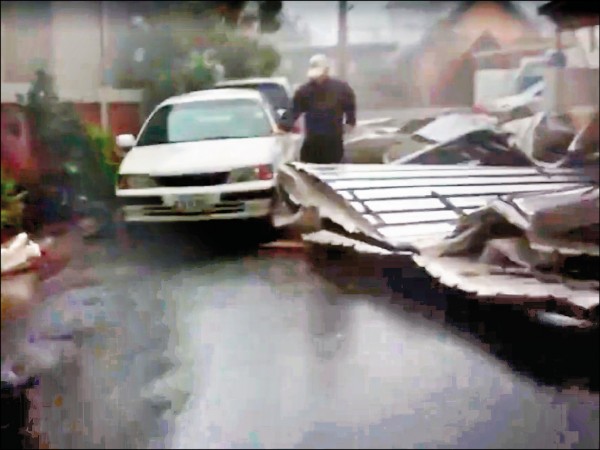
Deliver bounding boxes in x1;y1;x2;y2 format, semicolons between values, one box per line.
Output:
116;182;276;223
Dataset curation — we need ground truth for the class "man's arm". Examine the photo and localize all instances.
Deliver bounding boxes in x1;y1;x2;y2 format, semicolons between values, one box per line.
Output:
343;82;356;127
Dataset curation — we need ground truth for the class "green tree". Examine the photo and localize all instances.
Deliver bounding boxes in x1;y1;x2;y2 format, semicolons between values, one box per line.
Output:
20;70;114;200
182;1;282;31
113;1;283;114
1;169;24;230
22;70;88;161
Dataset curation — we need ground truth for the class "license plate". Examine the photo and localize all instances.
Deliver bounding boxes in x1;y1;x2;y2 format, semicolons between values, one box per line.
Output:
175;194;219;211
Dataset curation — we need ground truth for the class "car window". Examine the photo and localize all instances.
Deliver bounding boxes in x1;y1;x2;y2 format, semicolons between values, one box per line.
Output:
136;99;273;146
253;83;290;111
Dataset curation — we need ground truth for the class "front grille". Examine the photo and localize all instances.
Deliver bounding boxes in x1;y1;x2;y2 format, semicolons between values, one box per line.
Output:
221;189;275;201
144;202;245;216
153;173;229;187
119;196;163;206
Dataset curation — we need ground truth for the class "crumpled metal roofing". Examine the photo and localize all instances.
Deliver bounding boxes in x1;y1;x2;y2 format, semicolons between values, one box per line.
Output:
286;163;591;250
412;254;598;320
302;230;395;256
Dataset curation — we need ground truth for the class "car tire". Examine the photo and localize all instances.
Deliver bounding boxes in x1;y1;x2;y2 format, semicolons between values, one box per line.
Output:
255;214;281;243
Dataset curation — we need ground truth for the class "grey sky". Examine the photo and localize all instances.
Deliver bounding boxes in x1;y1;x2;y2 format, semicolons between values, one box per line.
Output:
282;1;553;46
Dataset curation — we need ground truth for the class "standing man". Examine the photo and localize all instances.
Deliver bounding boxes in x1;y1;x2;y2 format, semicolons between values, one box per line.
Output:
281;54;356;164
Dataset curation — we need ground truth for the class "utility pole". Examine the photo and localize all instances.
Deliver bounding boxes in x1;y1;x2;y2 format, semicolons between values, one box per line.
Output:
337;1;348;80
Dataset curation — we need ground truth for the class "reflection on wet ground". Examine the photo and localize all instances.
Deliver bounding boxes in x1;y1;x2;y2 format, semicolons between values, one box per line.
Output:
36;223;599;449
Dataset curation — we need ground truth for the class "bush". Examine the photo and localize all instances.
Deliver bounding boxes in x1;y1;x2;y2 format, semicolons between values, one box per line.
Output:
207;28;281;79
21;71;117;201
1;169;24;231
85;124;120;195
114;8;282;114
21;71;88;162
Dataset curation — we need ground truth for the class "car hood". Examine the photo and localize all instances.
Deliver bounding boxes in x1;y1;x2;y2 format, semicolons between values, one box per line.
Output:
119;136;280;175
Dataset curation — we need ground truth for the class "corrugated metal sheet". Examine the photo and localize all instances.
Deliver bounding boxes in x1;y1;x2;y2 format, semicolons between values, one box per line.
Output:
288;163;591;250
413;254;598;320
302;230;395;256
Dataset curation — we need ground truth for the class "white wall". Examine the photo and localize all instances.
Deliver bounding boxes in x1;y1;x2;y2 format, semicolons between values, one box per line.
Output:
474;69;519;104
544;67;600;113
50;1;103;101
561;26;600;69
1;1;142;127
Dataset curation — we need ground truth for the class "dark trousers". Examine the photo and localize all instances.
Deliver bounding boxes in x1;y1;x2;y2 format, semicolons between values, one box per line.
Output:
300;134;345;164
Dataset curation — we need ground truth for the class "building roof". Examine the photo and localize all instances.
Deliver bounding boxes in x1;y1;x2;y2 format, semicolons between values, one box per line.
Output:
402;1;536;63
446;1;531;25
420;2;527;49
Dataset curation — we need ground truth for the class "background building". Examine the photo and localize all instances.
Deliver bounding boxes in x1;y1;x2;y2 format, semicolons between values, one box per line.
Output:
1;1;145;135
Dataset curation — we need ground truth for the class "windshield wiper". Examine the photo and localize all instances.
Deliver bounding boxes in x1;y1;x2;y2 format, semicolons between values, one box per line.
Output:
199;136;242;141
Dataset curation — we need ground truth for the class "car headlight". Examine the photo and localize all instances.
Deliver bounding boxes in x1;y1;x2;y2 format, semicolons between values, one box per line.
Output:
118;174;158;189
227;165;274;183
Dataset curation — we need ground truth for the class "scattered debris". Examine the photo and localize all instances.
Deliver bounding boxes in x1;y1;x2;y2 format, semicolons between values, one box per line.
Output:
475;80;544;122
1;232;41;274
562;111;599;182
279;163;589;251
387;130;534;166
344;120;402;163
502;112;576;163
412;113;499;143
412;185;599;324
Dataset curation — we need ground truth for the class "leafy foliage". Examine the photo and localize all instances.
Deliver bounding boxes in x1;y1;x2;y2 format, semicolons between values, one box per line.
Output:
113;2;282;114
22;70;89;161
1;168;24;230
85;124;120;194
181;1;282;31
20;71;115;200
205;27;281;79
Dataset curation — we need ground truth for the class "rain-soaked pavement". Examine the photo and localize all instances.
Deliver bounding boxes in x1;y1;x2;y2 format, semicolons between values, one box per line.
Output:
35;223;599;449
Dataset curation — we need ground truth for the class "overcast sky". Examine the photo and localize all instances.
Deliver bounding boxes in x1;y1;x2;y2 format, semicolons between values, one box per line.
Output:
282;1;553;46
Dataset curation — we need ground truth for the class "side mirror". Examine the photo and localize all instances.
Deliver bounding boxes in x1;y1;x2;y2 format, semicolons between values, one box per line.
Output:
116;134;136;150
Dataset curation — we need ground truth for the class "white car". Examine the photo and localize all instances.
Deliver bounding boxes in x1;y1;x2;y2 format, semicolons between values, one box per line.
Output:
115;88;298;225
214;77;293;114
213;76;305;136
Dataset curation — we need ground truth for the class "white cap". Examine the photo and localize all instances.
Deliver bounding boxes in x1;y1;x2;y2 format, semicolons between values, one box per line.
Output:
307;54;330;79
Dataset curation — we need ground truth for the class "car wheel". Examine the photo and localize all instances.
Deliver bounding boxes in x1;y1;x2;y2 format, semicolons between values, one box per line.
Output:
258;214;281;241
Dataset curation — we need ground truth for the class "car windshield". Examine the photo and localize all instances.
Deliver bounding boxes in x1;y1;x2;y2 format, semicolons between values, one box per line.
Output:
216;83;290;111
136;99;273;147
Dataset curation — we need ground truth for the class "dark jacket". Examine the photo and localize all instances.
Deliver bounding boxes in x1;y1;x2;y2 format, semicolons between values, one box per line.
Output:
287;77;356;138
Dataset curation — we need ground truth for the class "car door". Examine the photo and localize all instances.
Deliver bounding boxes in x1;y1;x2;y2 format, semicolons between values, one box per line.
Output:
259;99;295;169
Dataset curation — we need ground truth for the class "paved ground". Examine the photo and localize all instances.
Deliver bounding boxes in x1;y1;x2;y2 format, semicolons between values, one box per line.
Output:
32;223;599;449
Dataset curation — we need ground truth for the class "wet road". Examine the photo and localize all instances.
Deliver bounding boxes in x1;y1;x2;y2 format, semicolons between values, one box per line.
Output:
37;224;599;449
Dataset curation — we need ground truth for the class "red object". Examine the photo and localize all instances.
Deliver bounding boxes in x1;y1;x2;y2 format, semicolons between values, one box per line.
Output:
293;117;305;135
257;165;274;180
1;103;38;181
109;103;141;136
472;104;489;114
73;103;102;127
